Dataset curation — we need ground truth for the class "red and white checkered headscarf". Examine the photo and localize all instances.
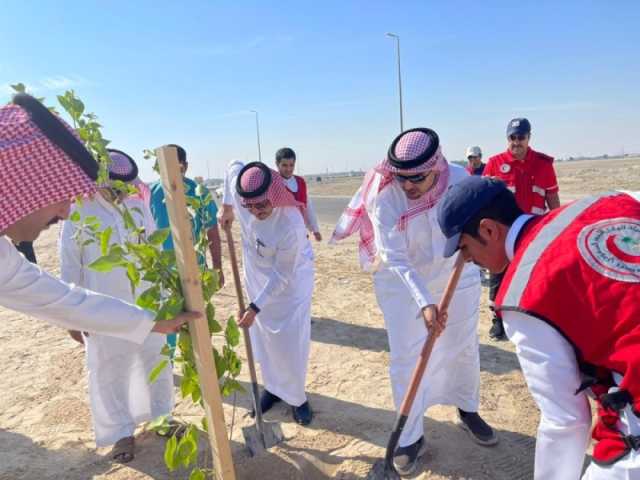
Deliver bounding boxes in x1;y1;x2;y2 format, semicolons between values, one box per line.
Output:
0;96;97;233
236;162;301;208
330;128;450;270
103;148;151;205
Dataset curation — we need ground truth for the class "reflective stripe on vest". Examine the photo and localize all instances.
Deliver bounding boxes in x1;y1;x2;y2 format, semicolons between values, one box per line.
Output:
501;192;616;306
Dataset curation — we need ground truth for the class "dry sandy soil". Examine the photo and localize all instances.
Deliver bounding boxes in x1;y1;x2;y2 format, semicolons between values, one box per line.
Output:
1;157;638;479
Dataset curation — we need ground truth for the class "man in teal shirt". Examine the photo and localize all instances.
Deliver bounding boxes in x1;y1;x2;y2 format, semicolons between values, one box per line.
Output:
150;145;224;353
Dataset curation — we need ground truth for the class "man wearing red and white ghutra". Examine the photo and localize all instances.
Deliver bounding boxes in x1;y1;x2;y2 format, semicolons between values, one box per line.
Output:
218;161;315;425
0;94;191;343
438;176;640;480
60;149;174;463
331;128;497;475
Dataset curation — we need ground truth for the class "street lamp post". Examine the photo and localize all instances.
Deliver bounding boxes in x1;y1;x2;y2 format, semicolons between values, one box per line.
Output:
386;32;404;132
249;110;262;162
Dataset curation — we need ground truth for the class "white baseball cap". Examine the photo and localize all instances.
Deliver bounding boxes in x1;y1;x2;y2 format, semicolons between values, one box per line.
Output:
465;146;482;158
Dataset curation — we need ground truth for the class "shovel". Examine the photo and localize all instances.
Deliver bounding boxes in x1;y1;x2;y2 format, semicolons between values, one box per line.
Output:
223;224;284;456
367;253;466;479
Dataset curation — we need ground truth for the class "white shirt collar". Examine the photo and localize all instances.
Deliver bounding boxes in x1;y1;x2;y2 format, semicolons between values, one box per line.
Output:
284;176;298;192
505;214;534;261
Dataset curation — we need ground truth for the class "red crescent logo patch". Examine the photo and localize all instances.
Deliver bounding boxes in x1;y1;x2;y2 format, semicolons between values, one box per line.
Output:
578;218;640;283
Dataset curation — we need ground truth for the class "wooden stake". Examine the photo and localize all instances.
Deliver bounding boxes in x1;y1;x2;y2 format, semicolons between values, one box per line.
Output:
156;145;236;480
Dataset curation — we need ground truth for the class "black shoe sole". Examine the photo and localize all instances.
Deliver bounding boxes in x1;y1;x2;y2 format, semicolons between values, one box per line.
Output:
393;441;427;476
456;418;499;446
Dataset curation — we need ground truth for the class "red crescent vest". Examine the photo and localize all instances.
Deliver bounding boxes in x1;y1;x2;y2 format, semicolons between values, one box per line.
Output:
495;192;640;465
286;175;308;207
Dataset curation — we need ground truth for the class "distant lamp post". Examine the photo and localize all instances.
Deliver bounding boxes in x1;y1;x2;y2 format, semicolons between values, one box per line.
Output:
386;32;404;132
249;110;263;162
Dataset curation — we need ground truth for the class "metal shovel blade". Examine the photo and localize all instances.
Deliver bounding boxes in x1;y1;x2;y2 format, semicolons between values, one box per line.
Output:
365;459;401;480
242;420;284;456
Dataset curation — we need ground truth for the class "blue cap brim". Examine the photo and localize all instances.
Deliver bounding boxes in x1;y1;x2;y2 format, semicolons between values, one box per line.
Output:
443;232;461;258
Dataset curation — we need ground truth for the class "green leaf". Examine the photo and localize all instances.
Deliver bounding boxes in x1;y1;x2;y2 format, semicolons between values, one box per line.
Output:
84;215;99;226
11;83;26;93
225;317;240;347
221;378;245;397
88;251;125;272
156;296;185;321
136;285;160;310
189;468;206;480
225;348;242;377
213;348;227;379
70;210;81;222
178;331;192;354
99;226;112;256
180;376;195;399
177;427;198;468
164;434;178;471
190;382;202;404
206;303;222;333
147;414;171;433
148;228;171;246
126;263;140;293
122;208;136;231
149;359;169;384
128;242;159;262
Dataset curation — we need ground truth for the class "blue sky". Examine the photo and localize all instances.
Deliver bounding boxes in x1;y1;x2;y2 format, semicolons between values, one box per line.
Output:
1;1;639;181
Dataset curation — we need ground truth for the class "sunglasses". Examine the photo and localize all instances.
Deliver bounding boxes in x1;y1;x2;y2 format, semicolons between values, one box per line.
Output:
243;200;270;211
395;173;428;184
509;134;528;142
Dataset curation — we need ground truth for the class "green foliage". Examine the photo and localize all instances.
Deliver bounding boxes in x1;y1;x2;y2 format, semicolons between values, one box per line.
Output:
57;88;243;478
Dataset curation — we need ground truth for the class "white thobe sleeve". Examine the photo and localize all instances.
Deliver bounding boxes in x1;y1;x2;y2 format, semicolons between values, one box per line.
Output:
251;228;301;310
306;197;320;233
0;236;155;344
222;160;244;207
372;206;434;309
503;310;592;480
59;219;83;286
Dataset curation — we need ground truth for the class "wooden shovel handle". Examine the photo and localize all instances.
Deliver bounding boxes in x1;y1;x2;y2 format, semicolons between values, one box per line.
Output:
223;225;246;313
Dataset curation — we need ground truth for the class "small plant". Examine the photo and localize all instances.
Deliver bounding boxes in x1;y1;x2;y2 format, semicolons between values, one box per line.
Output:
12;84;243;478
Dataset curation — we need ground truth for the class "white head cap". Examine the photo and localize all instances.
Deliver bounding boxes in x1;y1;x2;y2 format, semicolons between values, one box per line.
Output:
465;145;482;158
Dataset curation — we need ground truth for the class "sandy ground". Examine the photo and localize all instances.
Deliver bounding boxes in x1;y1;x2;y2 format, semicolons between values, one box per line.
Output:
1;157;638;479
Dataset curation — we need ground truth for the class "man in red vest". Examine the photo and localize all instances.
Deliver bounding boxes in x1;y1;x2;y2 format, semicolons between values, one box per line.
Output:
483;118;561;340
275;147;322;241
437;175;640;480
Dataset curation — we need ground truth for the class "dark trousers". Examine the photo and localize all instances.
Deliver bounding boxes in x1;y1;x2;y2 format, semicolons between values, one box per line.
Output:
488;272;504;311
15;241;37;264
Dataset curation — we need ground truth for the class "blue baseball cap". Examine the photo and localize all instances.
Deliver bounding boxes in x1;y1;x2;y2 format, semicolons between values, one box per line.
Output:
437;176;509;257
506;118;531;137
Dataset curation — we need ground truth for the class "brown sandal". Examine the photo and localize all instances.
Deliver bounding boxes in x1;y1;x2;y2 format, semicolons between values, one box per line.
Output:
111;436;135;464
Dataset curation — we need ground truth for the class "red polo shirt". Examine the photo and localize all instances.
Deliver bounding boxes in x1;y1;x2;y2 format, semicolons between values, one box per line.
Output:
484;147;559;214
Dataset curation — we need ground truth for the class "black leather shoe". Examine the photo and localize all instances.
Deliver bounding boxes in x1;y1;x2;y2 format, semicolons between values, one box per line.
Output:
292;401;313;425
250;390;281;417
489;315;506;340
457;410;498;446
393;436;426;476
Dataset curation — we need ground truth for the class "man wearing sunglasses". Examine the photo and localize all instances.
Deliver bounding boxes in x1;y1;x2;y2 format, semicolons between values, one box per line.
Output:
483;118;560;340
332;128;496;475
219;161;315;426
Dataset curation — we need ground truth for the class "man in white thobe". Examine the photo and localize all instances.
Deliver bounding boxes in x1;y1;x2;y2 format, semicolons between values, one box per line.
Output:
60;149;174;462
218;160;315;425
438;176;640;480
331;128;497;475
0;94;193;349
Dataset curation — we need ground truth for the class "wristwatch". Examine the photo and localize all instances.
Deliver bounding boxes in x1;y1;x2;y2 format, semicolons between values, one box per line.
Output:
248;302;260;314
